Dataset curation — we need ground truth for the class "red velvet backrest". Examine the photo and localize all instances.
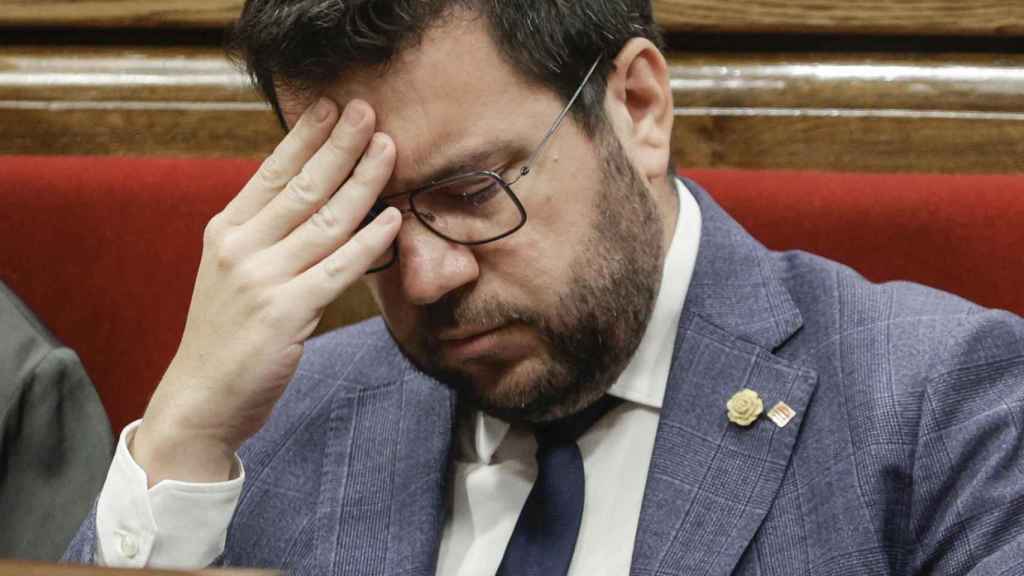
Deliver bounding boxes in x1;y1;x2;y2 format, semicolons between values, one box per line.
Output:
686;169;1024;317
2;156;1022;434
0;156;248;435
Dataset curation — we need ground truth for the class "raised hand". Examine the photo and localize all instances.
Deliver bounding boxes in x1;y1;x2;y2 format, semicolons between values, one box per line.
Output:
131;99;400;486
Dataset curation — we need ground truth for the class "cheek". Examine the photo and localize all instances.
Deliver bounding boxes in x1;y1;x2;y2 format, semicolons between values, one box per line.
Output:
515;185;599;270
478;204;589;301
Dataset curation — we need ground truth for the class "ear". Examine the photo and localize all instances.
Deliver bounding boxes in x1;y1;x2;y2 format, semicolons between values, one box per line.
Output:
603;38;674;184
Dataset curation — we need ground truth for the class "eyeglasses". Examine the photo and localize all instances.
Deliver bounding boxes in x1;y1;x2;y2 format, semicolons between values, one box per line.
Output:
363;57;603;273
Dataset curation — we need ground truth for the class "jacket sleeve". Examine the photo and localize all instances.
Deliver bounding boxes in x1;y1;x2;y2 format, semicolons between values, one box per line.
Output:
63;421;243;569
910;310;1024;575
62;502;100;564
0;346;113;561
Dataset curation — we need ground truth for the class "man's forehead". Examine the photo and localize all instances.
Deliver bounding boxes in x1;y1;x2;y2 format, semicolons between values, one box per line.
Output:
277;11;562;191
278;10;515;125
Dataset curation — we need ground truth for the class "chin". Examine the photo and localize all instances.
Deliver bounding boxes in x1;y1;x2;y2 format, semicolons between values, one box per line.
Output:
466;356;549;406
452;355;604;423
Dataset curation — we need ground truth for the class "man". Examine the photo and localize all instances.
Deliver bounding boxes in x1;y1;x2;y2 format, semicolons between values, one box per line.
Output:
0;281;112;560
65;1;1024;574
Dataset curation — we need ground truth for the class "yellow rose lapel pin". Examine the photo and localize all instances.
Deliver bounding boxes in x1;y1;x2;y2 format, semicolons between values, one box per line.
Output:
726;389;764;427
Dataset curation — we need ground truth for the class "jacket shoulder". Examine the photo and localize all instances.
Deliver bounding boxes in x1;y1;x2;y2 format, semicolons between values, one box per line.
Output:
774;249;1005;370
773;249;1024;444
0;282;61;394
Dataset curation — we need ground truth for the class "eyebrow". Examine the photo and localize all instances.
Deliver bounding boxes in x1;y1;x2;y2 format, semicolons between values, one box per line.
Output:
387;140;529;197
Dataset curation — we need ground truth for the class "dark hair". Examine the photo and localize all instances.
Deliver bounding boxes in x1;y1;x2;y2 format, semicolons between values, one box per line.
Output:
227;0;664;134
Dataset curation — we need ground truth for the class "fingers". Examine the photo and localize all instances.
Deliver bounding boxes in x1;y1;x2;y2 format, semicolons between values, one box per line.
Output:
289;207;403;311
264;132;397;277
221;98;339;226
243;100;377;251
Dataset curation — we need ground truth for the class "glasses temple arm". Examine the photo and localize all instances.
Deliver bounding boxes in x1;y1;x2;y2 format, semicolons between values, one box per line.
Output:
508;57;603;185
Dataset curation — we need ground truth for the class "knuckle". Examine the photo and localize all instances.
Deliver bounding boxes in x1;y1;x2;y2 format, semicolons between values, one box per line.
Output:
323;251;354;279
286;171;320;205
213;234;243;271
310;203;342;234
257;155;289;189
234;260;269;296
213;230;263;276
203;215;226;245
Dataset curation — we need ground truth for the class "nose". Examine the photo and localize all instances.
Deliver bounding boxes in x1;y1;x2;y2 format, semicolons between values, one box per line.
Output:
397;215;480;306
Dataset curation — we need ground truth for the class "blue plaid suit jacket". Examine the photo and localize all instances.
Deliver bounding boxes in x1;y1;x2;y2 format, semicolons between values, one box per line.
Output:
67;180;1024;574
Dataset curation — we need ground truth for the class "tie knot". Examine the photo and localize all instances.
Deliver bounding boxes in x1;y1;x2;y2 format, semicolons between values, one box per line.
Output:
535;395;621;449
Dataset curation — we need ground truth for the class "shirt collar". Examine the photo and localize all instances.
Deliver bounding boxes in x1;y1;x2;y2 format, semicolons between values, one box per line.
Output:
460;178;703;464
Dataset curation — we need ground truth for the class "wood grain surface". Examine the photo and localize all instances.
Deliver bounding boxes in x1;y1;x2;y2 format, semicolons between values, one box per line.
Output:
2;47;1022;173
668;52;1024;173
654;0;1024;36
669;53;1024;113
2;0;1021;36
0;0;242;28
672;115;1024;173
0;46;277;157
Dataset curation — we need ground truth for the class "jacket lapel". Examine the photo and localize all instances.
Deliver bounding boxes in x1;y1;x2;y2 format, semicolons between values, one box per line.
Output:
631;181;819;575
314;361;455;576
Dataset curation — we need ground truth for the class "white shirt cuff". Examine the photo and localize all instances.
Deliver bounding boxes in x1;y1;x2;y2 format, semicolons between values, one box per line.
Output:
95;419;245;569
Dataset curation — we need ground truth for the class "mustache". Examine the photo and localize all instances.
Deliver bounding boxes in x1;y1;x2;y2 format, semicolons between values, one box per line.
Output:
422;292;543;336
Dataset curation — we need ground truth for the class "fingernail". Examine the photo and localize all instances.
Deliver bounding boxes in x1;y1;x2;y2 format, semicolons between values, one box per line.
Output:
314;98;332;122
367;134;388;158
343;102;366;127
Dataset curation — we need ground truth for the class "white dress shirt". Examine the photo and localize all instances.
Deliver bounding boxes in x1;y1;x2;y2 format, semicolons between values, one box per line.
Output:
96;179;702;573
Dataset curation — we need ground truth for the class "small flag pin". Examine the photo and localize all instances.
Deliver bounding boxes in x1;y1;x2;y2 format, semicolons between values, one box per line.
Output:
767;402;796;428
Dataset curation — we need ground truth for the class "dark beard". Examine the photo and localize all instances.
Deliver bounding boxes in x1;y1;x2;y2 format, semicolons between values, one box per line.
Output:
395;134;665;423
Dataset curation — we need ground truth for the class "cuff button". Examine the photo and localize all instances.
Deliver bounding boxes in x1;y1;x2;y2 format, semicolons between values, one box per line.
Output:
119;533;140;559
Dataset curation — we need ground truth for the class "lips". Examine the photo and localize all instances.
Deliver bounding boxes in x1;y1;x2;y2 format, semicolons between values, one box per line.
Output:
436;325;508;358
438;325;503;342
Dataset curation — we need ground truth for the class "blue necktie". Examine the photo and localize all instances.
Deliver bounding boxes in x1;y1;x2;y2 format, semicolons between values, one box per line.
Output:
496;396;621;576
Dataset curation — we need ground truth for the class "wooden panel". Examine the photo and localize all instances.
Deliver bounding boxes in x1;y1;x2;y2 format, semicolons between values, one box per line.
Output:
0;0;242;28
3;0;1021;35
2;47;1022;173
655;0;1024;36
669;52;1024;173
673;115;1024;174
0;47;277;157
669;53;1024;113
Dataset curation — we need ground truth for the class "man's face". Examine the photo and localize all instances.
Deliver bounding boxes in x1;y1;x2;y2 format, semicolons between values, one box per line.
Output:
282;14;668;422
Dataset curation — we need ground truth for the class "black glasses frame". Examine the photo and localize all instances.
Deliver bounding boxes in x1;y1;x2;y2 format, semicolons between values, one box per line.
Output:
364;57;603;273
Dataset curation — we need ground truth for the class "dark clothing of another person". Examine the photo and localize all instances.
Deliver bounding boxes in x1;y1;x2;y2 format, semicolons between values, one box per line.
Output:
0;281;112;560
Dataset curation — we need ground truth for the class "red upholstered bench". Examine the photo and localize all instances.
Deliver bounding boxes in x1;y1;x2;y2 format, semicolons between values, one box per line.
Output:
2;155;1023;435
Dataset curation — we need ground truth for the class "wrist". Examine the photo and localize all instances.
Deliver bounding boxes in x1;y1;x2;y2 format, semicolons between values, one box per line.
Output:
131;419;237;488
